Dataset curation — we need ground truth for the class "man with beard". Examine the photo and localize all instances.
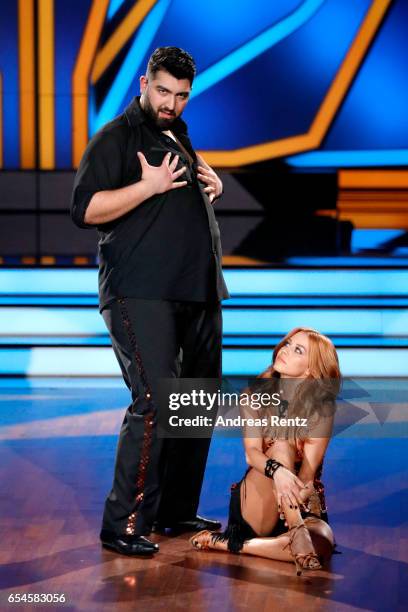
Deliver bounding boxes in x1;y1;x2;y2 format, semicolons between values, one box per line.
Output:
71;47;229;556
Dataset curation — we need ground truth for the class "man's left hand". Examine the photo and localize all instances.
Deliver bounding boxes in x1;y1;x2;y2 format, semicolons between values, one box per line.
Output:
197;165;223;203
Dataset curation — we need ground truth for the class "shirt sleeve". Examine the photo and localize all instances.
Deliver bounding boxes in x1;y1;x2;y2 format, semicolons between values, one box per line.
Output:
70;127;126;229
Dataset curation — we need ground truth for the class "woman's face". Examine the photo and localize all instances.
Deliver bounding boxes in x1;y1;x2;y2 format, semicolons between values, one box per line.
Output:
273;331;310;378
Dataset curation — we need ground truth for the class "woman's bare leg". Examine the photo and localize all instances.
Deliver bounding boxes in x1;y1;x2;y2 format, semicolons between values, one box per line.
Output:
303;517;335;564
190;528;293;561
241;518;334;564
240;438;298;535
190;518;334;565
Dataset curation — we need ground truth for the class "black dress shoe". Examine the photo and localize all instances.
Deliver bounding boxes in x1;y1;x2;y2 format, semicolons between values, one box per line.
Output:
100;530;159;556
154;515;222;533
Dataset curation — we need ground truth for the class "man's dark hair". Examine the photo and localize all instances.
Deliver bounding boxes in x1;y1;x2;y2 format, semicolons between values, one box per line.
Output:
147;47;196;84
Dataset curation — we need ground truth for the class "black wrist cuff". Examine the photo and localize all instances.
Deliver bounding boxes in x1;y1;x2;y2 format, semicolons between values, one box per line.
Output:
264;458;283;479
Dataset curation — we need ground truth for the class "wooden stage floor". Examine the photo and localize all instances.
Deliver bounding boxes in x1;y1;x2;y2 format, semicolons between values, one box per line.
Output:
0;381;407;611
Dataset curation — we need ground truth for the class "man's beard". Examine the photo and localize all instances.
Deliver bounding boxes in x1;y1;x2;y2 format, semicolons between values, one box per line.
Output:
141;94;177;129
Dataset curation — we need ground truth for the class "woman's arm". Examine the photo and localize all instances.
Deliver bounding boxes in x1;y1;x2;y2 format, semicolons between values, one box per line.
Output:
243;435;270;474
297;437;330;483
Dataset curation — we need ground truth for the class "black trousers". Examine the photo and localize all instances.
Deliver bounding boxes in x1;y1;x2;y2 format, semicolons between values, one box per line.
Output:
101;298;222;536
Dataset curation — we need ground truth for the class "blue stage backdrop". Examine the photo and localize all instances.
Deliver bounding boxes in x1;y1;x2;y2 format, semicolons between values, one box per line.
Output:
0;0;405;170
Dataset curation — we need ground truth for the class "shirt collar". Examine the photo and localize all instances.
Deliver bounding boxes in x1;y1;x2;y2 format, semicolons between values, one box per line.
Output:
124;96;188;135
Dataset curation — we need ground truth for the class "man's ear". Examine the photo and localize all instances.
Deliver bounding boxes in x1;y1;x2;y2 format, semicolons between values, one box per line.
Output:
140;75;148;94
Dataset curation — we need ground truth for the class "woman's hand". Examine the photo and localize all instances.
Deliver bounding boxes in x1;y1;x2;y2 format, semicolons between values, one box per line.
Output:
273;466;305;509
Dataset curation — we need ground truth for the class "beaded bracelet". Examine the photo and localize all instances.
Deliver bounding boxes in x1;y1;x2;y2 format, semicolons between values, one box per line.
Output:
264;458;283;479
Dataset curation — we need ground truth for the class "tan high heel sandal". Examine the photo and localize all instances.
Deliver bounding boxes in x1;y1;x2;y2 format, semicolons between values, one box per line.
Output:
282;522;322;576
189;529;214;550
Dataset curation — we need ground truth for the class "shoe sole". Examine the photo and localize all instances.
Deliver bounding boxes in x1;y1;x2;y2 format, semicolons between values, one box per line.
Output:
101;541;159;556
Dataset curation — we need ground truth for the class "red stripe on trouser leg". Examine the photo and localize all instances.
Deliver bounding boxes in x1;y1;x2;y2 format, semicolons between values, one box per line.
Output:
118;298;155;536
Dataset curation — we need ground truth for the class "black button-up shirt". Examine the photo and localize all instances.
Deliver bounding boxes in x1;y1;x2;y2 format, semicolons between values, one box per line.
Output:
71;97;229;311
